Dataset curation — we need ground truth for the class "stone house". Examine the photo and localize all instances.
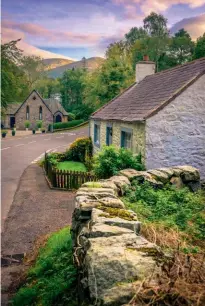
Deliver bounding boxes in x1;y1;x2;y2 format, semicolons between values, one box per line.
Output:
89;57;205;179
3;90;68;130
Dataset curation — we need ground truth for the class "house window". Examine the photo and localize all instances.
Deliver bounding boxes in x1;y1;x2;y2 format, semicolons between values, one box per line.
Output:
94;123;100;147
33;96;36;100
39;106;42;120
121;128;132;149
26;106;29;120
106;125;112;146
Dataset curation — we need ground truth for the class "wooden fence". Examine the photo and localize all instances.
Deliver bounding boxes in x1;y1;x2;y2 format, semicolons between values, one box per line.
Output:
44;152;97;190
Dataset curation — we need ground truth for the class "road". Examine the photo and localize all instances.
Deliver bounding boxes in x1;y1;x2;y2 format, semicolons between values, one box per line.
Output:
1;126;88;228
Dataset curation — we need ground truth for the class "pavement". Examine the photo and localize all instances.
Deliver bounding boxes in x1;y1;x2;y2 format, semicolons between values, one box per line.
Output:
1;125;88;229
1;164;77;305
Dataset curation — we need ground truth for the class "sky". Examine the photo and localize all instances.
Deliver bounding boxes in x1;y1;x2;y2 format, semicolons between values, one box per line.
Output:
2;0;205;60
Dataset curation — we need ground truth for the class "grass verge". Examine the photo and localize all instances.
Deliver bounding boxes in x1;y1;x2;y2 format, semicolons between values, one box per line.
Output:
57;161;87;172
12;227;77;306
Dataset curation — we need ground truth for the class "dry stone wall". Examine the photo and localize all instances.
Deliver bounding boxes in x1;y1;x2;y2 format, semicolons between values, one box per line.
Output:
71;165;200;306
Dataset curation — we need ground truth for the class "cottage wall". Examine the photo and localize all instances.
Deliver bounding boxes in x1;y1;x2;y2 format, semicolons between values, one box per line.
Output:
15;92;53;130
90;119;146;157
145;74;205;179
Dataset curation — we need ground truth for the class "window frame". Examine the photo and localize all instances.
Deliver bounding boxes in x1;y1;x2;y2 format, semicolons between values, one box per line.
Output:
39;106;42;120
106;123;113;146
94;122;100;147
26;105;30;120
120;127;133;150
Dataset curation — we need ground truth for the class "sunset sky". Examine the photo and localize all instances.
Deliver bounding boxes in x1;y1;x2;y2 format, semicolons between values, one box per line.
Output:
2;0;205;60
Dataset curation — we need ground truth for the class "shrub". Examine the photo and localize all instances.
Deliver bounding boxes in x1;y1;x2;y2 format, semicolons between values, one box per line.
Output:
68;112;76;120
36;120;42;128
124;181;205;241
12;129;15;136
32;129;36;134
53;119;84;131
2;130;7;137
24;120;30;128
47;152;65;168
65;137;93;163
93;145;145;179
12;227;77;306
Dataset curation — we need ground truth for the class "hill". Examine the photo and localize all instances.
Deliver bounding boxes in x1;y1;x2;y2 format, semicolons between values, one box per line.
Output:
43;58;74;70
46;57;105;78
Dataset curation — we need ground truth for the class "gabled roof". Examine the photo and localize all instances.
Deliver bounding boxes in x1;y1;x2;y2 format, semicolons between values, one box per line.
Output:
5;90;68;116
44;98;68;116
91;57;205;122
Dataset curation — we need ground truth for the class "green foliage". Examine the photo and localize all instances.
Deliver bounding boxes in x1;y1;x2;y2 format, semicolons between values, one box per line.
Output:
124;181;205;240
47;152;65;168
12;130;16;136
194;33;205;59
1;130;8;134
24;120;30;128
21;55;46;89
36;120;43;128
93;145;145;179
35;77;60;98
12;227;78;306
52;119;84;130
67;112;76;120
65;137;93;163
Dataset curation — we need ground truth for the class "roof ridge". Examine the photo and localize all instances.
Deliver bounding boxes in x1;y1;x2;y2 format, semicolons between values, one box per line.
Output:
147;57;205;78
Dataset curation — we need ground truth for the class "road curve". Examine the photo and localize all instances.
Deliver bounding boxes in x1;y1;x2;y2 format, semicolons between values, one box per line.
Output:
1;126;88;228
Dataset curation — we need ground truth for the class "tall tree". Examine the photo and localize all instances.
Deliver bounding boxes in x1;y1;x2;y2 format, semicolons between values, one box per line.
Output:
143;12;169;37
125;27;147;47
21;55;45;89
194;33;205;59
170;29;194;64
1;40;29;110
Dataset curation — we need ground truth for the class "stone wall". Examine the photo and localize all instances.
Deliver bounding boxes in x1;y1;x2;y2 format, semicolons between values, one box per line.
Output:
146;74;205;179
71;165;200;305
90;119;146;156
15;92;53;130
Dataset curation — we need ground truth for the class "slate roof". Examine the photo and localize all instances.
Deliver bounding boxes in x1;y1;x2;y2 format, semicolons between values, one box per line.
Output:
91;57;205;122
5;103;22;115
44;98;68;115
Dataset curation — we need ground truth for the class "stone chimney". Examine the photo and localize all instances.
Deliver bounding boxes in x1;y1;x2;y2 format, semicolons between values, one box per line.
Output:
136;55;155;83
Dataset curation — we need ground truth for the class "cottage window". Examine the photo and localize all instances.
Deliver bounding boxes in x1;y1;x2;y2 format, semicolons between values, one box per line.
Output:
94;123;100;147
106;125;112;146
121;128;132;149
39;106;42;120
26;106;29;120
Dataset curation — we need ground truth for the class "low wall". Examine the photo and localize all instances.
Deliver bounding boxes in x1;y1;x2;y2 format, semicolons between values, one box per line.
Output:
71;165;200;305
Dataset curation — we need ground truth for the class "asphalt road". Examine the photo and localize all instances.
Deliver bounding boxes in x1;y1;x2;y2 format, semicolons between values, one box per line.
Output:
1;126;88;228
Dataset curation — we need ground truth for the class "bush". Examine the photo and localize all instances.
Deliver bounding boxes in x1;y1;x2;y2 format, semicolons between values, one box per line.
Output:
124;181;205;241
47;152;65;168
65;137;93;163
24;120;30;128
53;119;84;130
12;227;77;306
68;112;76;120
36;120;42;128
93;145;145;179
12;129;15;136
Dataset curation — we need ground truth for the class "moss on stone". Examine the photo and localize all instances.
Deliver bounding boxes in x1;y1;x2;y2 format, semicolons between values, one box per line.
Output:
97;206;135;221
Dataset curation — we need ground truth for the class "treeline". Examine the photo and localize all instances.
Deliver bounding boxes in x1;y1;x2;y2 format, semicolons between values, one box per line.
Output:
1;12;205;120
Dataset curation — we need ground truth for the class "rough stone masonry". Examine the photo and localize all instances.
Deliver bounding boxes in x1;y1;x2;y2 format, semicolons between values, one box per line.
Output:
71;165;201;306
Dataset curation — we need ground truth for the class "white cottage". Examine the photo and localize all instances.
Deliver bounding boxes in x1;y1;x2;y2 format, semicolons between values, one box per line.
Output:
90;57;205;178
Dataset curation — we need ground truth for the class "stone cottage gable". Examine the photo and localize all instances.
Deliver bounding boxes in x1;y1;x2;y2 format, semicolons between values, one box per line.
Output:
91;57;205;122
15;90;54;129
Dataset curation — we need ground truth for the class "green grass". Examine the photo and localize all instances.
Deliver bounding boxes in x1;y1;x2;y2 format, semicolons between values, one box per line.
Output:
12;227;78;306
123;181;205;244
57;161;87;172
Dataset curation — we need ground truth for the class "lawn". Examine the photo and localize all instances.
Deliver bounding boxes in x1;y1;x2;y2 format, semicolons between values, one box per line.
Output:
57;161;87;172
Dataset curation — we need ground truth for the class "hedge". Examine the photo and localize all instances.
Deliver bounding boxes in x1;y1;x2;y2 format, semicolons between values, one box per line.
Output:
52;119;84;130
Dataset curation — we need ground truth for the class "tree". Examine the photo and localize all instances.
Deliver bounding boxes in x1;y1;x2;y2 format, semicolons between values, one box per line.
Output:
169;29;194;64
125;27;147;47
21;55;45;89
1;40;29;109
35;78;60;98
194;33;205;59
143;12;169;37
